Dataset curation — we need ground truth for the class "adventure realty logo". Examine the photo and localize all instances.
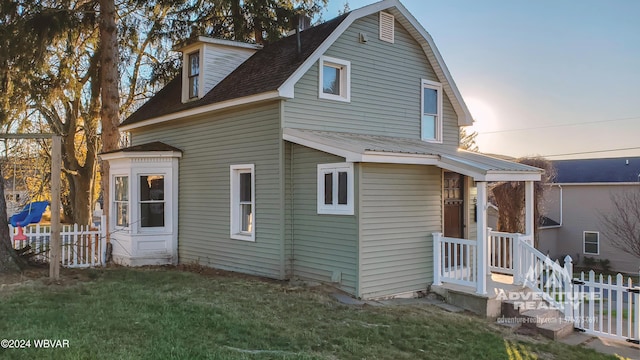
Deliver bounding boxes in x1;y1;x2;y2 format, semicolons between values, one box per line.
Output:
496;261;600;317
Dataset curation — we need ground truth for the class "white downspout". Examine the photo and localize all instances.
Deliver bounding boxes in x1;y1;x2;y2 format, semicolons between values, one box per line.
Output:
558;184;563;227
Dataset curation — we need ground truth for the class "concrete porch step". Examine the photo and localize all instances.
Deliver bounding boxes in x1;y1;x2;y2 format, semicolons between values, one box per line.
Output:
537;319;574;340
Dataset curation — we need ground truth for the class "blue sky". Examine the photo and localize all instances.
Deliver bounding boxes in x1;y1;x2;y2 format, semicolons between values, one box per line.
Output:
321;0;640;159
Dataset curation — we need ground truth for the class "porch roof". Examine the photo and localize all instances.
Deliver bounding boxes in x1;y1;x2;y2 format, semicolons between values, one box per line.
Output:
283;128;542;181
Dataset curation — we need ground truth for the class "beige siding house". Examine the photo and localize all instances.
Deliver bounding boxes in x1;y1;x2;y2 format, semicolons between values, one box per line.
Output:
101;0;542;299
539;157;640;275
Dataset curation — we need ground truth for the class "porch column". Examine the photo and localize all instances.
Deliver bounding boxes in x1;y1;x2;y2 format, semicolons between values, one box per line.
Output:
524;180;534;238
476;181;488;295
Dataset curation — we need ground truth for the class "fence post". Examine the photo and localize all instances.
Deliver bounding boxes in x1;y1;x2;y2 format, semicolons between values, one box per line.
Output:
9;225;14;249
635;268;640;342
563;255;573;316
100;215;107;266
513;234;522;285
432;232;442;286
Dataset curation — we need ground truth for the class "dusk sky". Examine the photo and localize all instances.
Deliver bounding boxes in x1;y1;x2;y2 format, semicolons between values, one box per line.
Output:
322;0;640;159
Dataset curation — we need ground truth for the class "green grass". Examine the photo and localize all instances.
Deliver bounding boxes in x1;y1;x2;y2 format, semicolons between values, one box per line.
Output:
0;267;621;359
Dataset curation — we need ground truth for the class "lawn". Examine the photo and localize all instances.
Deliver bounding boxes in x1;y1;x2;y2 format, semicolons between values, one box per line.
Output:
0;267;621;359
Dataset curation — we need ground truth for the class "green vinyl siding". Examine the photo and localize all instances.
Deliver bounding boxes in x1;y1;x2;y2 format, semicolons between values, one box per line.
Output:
131;102;284;279
358;163;441;299
284;13;459;147
287;144;358;294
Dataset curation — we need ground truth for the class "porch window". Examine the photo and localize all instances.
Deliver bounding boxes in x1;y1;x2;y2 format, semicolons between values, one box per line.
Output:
583;231;599;255
317;163;354;215
230;164;255;241
114;176;129;227
139;175;165;228
421;79;442;142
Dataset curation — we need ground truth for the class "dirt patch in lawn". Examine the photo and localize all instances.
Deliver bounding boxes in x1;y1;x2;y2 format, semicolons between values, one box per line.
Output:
0;263;99;296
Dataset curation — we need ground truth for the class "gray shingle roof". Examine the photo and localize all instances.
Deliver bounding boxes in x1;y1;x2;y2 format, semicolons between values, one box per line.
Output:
121;14;349;127
100;141;182;155
552;157;640;183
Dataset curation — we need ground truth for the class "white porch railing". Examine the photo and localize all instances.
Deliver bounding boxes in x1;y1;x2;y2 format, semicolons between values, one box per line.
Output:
489;231;516;275
517;238;574;314
435;230;573;313
433;233;478;288
10;218;106;268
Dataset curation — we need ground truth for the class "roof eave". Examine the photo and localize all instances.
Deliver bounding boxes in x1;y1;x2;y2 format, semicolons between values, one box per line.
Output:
99;150;183;161
283;128;542;182
120;91;286;131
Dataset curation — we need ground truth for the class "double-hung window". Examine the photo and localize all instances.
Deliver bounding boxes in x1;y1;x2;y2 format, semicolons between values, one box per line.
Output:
230;164;255;241
319;56;351;102
188;51;200;99
114;176;129;227
421;79;442;142
317;163;354;215
583;231;599;255
139;175;165;228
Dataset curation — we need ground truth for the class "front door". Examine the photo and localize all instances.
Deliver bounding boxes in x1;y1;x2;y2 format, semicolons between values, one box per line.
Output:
444;172;464;238
443;172;465;269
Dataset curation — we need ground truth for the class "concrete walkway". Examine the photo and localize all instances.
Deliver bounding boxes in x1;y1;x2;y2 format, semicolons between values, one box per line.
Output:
559;332;639;359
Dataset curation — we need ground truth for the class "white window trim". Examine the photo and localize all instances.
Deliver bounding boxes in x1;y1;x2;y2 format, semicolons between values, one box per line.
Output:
318;56;351;103
421;79;443;143
182;47;204;103
230;164;255;241
317;163;354;215
583;231;600;255
113;175;129;230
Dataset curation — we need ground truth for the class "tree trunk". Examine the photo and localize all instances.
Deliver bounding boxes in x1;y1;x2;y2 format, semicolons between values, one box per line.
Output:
99;0;120;236
231;0;245;41
65;169;93;225
0;169;25;273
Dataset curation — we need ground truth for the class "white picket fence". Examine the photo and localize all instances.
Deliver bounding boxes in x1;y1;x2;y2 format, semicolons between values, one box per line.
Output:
10;217;106;268
572;271;640;344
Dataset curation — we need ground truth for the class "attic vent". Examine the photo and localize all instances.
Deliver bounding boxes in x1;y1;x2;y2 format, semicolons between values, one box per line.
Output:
379;11;394;43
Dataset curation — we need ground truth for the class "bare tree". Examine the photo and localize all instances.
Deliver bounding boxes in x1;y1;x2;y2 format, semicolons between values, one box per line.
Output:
492;157;555;248
600;189;640;258
460;127;478;152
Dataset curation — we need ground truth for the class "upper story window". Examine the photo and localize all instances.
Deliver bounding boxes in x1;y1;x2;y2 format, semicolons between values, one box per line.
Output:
188;51;200;99
421;79;443;143
319;56;351;102
230;164;255;241
139;175;165;228
317;163;354;215
114;176;129;227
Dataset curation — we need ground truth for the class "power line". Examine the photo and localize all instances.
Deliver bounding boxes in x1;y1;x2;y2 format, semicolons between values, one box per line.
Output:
542;146;640;158
478;116;640;134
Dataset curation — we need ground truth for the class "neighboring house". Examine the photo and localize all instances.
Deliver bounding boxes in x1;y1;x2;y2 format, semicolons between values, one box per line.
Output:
4;178;29;217
539;157;640;274
100;0;542;299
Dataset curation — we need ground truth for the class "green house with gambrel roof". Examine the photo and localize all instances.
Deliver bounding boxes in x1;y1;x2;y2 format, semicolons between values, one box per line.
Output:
101;0;542;300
